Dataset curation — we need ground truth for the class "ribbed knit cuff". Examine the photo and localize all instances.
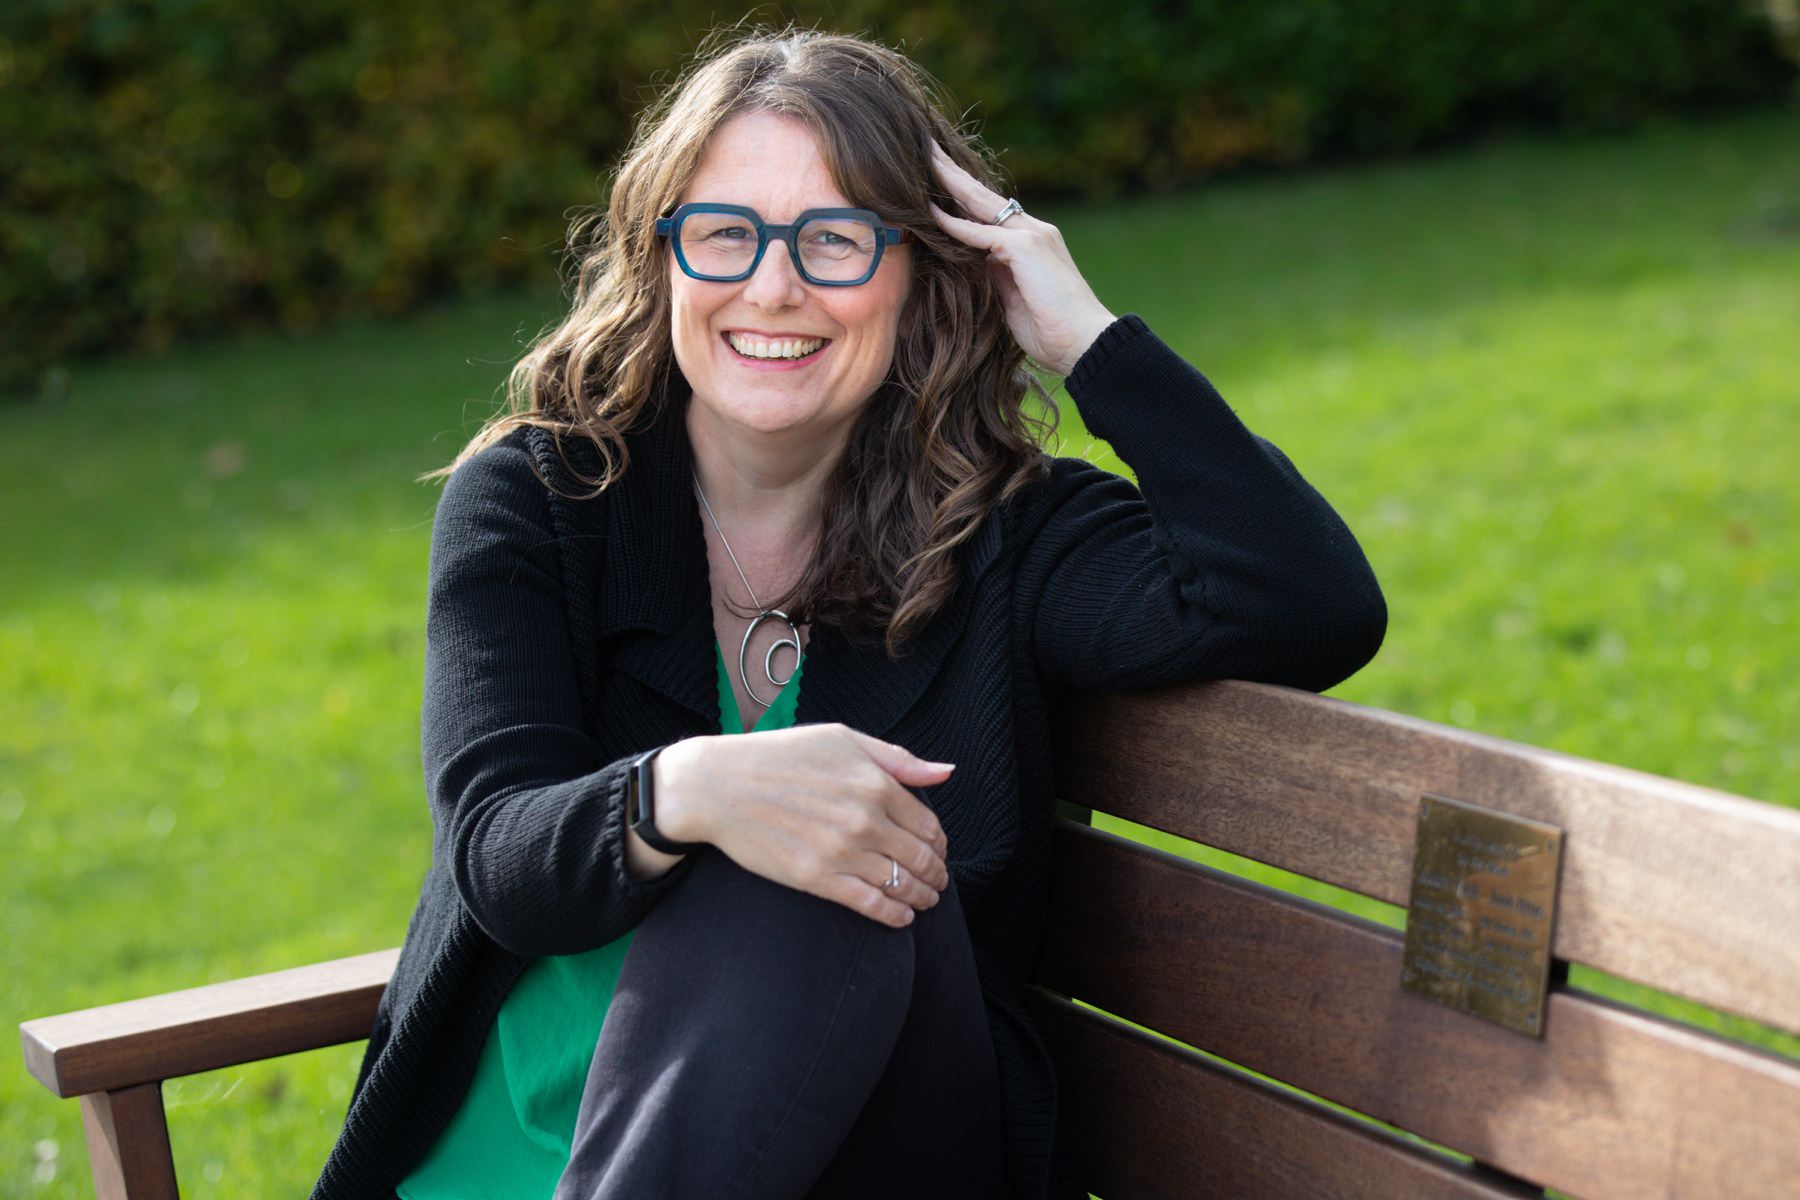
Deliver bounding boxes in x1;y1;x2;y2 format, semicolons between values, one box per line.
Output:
1065;313;1151;396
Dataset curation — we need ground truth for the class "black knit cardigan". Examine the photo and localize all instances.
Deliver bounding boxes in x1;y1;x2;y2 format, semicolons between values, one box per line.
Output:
309;314;1387;1198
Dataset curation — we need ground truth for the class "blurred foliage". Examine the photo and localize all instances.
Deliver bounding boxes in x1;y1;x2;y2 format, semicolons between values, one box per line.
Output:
1;0;1789;394
1770;0;1800;65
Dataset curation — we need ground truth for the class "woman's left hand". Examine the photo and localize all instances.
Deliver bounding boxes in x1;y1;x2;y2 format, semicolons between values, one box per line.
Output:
928;140;1117;377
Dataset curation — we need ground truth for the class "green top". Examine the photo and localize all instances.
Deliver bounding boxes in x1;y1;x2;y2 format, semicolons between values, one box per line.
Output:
398;642;803;1198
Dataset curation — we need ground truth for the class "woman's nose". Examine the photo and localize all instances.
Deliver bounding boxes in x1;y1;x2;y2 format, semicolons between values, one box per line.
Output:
741;238;808;308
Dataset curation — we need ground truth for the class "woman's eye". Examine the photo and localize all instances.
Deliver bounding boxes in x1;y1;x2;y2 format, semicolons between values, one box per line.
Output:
694;223;754;242
801;230;851;248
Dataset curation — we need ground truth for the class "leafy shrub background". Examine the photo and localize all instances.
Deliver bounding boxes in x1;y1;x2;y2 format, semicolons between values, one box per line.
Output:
2;0;1788;391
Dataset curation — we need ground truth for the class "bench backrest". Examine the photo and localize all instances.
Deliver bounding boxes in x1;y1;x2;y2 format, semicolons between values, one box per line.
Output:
1028;679;1800;1200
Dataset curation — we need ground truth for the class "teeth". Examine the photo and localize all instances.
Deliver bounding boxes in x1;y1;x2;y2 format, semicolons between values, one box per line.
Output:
727;333;826;360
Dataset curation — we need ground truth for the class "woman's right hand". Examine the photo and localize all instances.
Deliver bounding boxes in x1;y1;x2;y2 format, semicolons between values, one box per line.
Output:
647;724;952;928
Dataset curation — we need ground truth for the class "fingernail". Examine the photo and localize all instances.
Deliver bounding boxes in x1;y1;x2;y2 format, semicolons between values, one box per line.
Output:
928;760;955;771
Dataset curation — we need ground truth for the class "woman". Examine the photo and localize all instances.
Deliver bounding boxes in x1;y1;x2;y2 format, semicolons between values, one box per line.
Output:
311;27;1386;1200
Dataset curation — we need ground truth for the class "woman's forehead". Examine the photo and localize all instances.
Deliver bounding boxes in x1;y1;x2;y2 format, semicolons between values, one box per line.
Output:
680;111;854;218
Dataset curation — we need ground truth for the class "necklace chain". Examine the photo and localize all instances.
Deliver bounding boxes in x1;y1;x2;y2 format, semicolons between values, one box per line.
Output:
692;471;804;709
693;473;765;612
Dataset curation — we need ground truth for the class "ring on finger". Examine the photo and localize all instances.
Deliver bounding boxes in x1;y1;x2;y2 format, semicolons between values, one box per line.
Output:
882;855;901;891
990;197;1025;225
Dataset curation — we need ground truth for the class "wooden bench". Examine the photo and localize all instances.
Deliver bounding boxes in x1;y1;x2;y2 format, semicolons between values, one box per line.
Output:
20;679;1800;1198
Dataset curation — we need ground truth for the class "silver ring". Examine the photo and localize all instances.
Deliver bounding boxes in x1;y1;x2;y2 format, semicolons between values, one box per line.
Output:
883;856;900;890
990;197;1024;225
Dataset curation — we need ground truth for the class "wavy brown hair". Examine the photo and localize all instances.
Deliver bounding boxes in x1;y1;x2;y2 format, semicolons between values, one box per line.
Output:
439;24;1057;655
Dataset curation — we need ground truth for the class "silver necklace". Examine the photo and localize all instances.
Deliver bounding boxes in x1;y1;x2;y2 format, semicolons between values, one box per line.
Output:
692;472;804;708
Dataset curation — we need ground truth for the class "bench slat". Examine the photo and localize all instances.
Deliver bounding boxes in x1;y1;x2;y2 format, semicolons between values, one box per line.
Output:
19;949;398;1098
1033;821;1800;1200
1052;680;1800;1033
1024;989;1540;1200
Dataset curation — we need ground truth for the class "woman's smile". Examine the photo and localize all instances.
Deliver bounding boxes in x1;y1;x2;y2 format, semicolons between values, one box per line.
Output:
721;330;832;369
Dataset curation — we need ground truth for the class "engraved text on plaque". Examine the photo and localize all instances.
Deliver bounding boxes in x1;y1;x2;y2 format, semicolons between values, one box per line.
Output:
1401;793;1564;1036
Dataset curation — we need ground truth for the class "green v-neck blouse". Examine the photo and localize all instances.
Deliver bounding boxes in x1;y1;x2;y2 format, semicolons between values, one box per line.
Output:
398;642;803;1198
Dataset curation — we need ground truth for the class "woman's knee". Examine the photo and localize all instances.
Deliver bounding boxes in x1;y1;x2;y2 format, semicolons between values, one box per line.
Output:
623;848;917;1008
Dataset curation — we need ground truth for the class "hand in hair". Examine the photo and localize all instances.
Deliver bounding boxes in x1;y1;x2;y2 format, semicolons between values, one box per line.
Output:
626;724;953;930
927;139;1118;377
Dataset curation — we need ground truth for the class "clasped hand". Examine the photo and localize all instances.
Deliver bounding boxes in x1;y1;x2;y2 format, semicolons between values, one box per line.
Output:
652;724;952;928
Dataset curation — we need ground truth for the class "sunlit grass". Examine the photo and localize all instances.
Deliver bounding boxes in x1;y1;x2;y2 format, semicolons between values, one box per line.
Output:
5;108;1798;1195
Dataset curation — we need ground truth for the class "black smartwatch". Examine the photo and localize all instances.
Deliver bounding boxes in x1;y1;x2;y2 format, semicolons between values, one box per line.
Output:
626;744;703;856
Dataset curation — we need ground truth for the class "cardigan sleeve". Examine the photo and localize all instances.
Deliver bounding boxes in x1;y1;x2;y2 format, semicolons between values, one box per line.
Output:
1015;314;1387;698
421;435;693;957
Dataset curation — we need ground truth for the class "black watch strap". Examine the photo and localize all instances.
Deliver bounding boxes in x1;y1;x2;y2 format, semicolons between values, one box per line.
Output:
626;745;703;856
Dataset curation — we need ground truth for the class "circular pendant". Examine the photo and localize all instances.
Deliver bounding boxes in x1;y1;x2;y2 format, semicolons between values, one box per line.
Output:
739;609;803;707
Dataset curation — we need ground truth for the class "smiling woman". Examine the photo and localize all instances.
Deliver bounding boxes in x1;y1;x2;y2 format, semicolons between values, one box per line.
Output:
309;24;1386;1200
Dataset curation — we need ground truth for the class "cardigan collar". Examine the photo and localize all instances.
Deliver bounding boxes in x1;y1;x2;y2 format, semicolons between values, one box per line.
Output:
535;384;1006;741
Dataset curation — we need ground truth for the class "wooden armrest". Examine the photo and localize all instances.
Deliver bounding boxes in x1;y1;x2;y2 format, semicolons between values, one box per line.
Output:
19;948;398;1099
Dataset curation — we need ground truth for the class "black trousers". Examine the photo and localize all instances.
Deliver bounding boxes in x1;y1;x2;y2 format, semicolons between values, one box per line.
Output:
552;846;1009;1199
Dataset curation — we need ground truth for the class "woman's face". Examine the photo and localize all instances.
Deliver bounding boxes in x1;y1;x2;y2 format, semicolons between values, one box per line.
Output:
668;110;912;453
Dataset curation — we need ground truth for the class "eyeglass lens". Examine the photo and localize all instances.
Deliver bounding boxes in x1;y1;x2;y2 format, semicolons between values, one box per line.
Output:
678;211;881;283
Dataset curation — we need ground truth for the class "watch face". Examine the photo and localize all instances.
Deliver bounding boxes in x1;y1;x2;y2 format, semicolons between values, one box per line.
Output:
628;748;658;827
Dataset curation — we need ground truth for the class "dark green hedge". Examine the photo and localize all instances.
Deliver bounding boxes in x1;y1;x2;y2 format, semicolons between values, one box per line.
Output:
3;0;1789;391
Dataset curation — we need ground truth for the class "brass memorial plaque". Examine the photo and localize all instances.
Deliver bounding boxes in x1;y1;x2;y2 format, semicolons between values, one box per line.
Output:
1401;793;1564;1037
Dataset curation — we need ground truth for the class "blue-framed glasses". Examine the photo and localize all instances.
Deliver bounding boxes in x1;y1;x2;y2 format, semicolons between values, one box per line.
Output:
655;203;912;287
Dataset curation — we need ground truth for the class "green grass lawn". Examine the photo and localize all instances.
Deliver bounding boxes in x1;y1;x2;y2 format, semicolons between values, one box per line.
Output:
5;107;1798;1195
